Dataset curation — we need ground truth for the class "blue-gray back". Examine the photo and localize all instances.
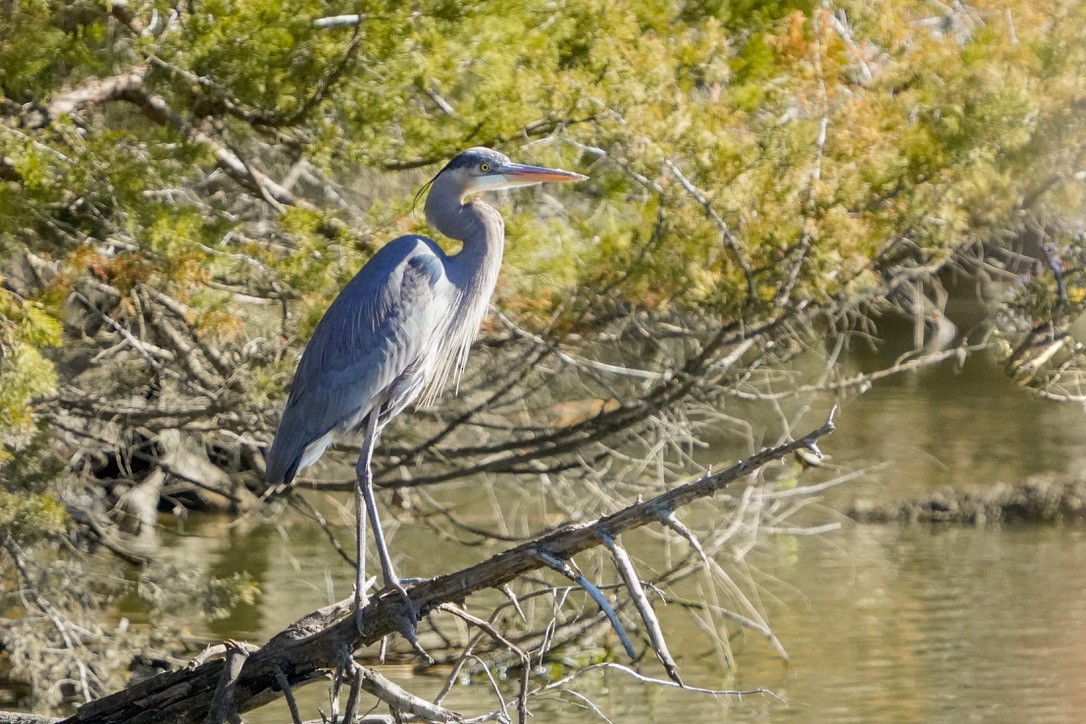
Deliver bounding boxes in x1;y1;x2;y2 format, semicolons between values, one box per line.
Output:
265;235;452;485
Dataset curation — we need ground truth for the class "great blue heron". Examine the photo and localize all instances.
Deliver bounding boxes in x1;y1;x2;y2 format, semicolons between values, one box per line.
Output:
266;147;586;628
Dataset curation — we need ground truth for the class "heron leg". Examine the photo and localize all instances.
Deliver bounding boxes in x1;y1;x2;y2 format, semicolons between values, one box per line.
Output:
352;422;372;632
354;412;421;640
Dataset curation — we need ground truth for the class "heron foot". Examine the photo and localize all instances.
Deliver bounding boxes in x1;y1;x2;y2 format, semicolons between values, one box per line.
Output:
352;582;371;635
384;578;432;663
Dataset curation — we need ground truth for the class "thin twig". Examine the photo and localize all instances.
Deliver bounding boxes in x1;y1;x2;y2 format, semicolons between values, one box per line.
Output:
437;603;532;722
356;666;459;722
341;660;363;724
534;550;637;659
274;665;304;724
664;159;757;306
65;411;837;722
599;533;683;685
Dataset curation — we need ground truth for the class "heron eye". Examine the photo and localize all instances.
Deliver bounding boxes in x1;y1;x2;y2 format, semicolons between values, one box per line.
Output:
479;163;490;172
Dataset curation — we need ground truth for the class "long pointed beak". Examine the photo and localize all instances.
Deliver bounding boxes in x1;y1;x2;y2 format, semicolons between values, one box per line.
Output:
469;162;588;194
496;162;588;185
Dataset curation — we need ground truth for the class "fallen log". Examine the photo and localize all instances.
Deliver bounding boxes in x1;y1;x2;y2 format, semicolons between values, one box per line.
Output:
60;410;836;724
848;473;1086;525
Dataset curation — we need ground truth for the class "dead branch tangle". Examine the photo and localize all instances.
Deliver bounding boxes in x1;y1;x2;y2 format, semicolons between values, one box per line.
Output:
60;411;835;724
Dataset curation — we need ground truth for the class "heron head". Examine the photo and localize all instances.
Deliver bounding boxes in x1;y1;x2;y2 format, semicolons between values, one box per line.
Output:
440;147;587;200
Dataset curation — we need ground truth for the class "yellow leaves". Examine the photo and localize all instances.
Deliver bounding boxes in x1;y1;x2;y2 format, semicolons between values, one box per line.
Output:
0;490;67;544
0;286;61;350
686;261;721;305
3;0;1085;385
201;572;260;621
497;286;563;330
280;206;327;237
773;10;811;61
167;250;213;289
72;239;205;299
194;308;245;344
0;285;60;460
100;253;155;294
137;565;260;621
575;0;1079;313
816;203;877;262
0;341;57;407
0;341;58;461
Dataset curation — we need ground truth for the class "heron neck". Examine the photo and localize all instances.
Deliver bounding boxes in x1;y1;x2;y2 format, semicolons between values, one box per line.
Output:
424;183;505;294
420;179;505;393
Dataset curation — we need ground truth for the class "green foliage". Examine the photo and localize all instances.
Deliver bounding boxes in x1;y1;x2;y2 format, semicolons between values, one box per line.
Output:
0;1;1081;672
0;286;61;463
0;490;66;545
0;0;1080;473
0;0;1081;450
5;0;1084;327
1;2;1085;713
0;421;66;494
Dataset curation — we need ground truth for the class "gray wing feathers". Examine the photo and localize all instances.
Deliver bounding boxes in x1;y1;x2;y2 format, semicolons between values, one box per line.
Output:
265;237;450;486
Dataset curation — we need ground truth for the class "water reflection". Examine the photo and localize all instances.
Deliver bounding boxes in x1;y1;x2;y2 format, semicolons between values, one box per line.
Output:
831;351;1086;499
706;348;1086;512
101;351;1086;720
743;526;1086;723
210;523;1086;723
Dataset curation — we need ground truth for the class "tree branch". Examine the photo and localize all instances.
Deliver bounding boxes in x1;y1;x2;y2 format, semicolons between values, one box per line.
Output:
17;67;149;129
59;408;835;724
6;63;354;236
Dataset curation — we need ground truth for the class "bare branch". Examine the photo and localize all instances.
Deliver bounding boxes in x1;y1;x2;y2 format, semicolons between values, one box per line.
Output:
272;666;303;724
313;15;363;29
545;662;781;701
202;641;253;724
59;411;835;723
435;603;531;723
600;533;682;686
534;549;637;659
355;666;459;722
18;67;149;129
340;662;364;724
655;511;708;564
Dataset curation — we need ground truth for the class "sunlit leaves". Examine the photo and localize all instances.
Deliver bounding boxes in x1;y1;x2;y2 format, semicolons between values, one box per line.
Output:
0;490;66;545
0;287;61;462
138;565;260;621
2;0;1086;446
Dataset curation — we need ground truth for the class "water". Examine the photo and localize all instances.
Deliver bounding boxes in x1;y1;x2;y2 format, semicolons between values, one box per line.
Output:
162;509;1086;723
744;526;1086;723
144;347;1086;723
827;352;1086;500
7;337;1086;720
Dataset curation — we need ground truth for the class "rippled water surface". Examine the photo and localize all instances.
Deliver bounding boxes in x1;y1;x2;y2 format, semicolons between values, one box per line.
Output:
7;338;1086;721
163;514;1086;723
144;349;1086;723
